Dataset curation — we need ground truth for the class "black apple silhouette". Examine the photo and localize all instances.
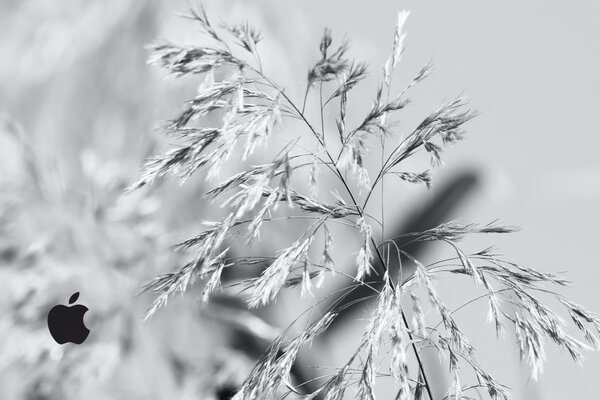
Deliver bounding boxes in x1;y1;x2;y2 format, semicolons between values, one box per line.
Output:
47;292;90;345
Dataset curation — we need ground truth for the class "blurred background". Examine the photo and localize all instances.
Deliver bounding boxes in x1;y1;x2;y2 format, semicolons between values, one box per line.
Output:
1;1;599;399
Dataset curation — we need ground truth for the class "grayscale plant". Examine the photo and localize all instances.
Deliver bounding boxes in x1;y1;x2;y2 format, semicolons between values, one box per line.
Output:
132;6;600;400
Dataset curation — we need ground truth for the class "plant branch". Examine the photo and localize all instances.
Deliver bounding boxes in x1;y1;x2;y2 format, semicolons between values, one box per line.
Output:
270;77;435;400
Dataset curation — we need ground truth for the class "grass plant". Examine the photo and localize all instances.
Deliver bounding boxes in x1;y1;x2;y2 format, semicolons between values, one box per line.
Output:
133;6;600;399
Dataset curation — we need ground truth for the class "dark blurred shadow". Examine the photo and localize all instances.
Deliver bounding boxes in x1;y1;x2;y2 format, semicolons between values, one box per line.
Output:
324;169;480;334
296;169;481;398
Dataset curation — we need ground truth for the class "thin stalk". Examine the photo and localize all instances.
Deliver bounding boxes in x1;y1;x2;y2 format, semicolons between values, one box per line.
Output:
380;134;386;268
320;81;326;145
301;86;310;114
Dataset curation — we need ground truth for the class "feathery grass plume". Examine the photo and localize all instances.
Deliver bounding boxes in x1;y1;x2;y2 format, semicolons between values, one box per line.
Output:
392;170;432;188
329;62;369;102
133;5;600;399
141;248;228;319
355;216;375;281
384;10;410;87
321;226;335;274
225;22;262;60
246;235;314;308
410;290;427;338
308;29;350;87
232;311;336;400
148;42;242;76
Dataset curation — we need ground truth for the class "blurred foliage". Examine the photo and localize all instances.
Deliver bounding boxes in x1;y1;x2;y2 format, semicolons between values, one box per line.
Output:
0;1;275;398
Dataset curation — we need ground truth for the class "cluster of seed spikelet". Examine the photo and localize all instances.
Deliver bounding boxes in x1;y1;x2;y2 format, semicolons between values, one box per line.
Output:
133;6;600;400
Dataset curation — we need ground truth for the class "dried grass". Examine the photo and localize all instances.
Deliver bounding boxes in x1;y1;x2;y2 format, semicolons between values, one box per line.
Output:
133;5;600;400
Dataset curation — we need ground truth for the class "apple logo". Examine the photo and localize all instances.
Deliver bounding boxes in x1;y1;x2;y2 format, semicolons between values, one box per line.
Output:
47;292;90;345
